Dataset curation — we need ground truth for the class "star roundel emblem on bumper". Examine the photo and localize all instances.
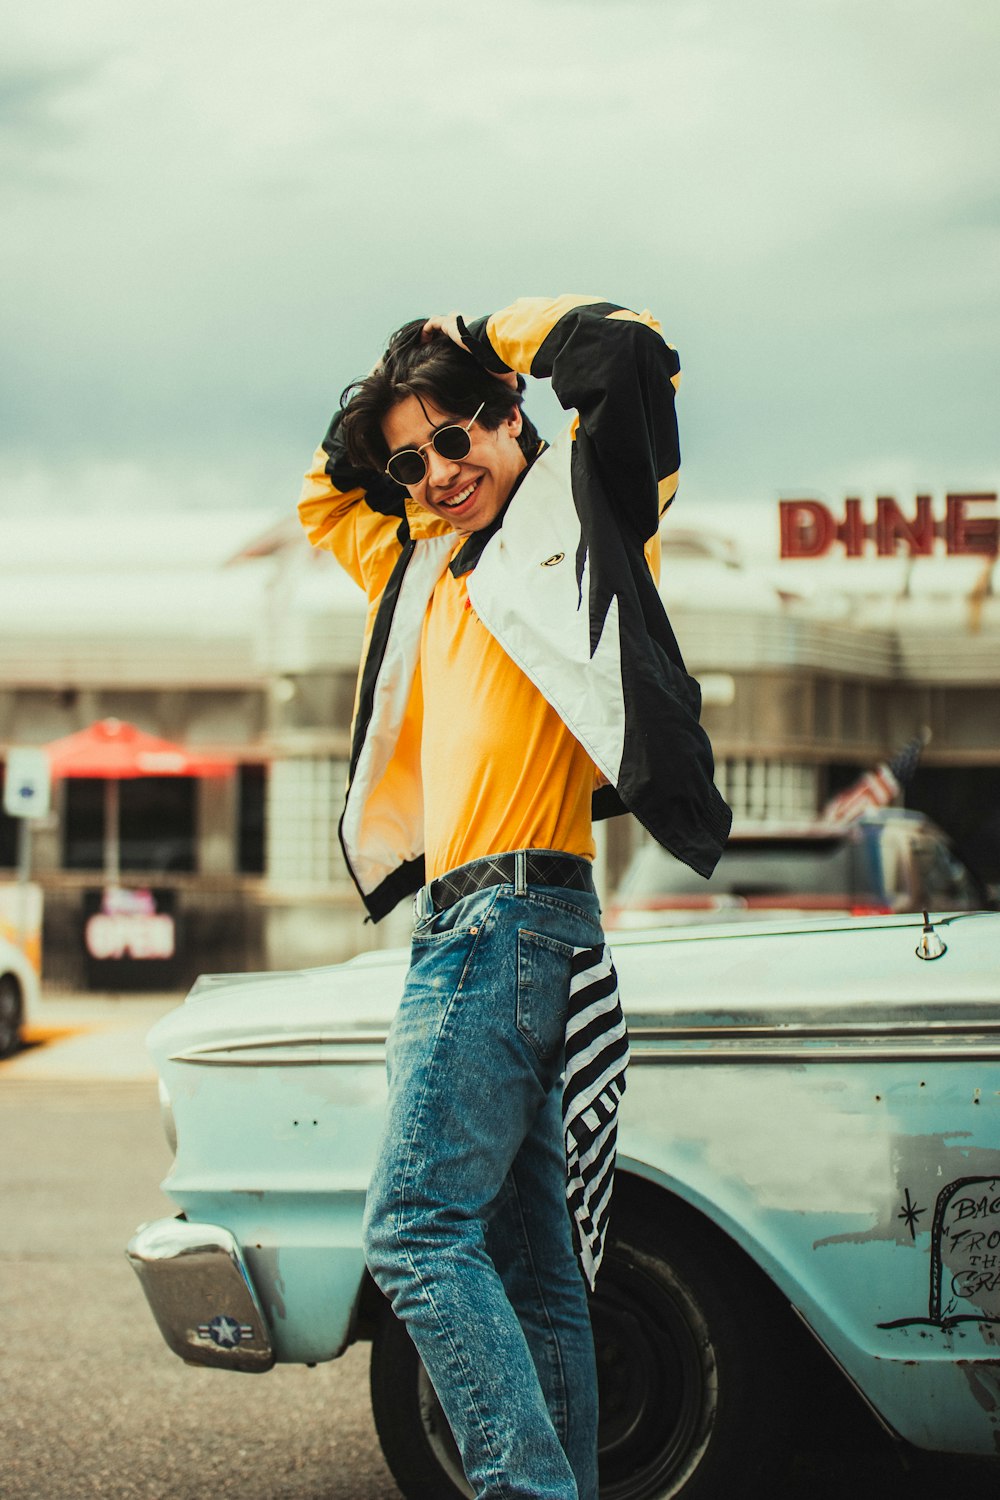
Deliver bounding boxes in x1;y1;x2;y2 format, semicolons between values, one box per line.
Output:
198;1314;253;1348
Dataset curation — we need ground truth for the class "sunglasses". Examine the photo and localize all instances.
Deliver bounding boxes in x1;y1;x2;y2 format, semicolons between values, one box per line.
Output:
384;402;485;487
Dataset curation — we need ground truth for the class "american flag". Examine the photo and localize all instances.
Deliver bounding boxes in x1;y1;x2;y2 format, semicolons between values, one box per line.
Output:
821;732;929;824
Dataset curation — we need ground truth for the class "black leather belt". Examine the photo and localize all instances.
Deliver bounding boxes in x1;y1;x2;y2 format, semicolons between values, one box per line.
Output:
426;851;594;914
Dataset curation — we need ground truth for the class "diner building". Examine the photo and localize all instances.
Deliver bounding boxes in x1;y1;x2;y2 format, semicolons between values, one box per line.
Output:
1;490;998;988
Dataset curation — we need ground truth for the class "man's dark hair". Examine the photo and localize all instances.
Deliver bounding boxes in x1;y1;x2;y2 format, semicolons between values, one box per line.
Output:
340;319;540;474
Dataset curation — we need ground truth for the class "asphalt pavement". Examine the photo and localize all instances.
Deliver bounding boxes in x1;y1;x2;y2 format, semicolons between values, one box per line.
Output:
8;988;181;1082
3;985;401;1500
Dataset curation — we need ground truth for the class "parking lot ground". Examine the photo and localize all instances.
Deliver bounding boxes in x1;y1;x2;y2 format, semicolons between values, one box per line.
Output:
22;1022;89;1045
1;1073;400;1500
9;986;183;1083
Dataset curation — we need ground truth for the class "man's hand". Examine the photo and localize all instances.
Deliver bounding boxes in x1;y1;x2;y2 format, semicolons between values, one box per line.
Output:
422;313;518;390
421;312;464;349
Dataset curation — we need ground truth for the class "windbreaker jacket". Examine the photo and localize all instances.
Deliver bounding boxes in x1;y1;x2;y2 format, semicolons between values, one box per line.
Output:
299;296;732;921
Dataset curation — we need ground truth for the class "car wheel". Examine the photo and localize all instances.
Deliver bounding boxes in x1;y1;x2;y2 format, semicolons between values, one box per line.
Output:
370;1309;471;1500
369;1201;795;1500
0;974;23;1059
594;1204;793;1498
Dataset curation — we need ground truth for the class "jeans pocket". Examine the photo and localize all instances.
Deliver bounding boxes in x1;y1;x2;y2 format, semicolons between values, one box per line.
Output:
411;889;498;946
516;928;575;1064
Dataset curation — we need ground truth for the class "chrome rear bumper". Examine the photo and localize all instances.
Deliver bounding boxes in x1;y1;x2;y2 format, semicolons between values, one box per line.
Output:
126;1218;274;1373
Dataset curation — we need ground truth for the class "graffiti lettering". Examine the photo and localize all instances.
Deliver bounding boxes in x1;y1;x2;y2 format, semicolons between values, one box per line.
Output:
951;1196;1000;1222
950;1229;1000;1254
953;1269;1000;1300
878;1176;1000;1330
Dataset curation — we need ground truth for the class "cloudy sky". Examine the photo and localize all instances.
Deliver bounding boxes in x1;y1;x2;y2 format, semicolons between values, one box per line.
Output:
3;0;998;545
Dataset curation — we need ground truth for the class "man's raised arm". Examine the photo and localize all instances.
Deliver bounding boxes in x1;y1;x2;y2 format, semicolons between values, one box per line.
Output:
298;408;409;596
455;296;682;542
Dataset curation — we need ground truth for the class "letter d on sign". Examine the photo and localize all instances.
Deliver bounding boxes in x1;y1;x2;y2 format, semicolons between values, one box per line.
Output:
780;500;836;558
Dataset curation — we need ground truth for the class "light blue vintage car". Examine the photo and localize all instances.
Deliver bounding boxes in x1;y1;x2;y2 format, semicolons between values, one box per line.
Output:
128;910;1000;1498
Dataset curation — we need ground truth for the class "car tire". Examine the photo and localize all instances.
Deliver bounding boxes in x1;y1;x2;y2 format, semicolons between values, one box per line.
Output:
370;1308;470;1500
0;973;23;1059
369;1198;795;1500
593;1201;794;1498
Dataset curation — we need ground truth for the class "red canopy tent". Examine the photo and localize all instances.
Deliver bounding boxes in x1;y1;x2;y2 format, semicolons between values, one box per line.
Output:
44;718;235;885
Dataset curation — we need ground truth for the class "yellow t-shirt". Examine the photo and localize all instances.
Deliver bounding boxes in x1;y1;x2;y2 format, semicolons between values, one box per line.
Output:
420;548;597;880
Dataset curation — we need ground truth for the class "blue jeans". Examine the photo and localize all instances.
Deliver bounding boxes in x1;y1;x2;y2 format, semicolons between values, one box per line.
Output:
362;872;604;1500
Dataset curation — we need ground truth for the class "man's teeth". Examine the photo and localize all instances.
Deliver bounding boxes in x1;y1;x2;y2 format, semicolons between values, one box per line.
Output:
442;480;477;508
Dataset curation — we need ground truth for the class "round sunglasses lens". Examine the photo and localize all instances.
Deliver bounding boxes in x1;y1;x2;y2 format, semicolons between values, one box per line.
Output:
433;426;473;461
388;453;425;486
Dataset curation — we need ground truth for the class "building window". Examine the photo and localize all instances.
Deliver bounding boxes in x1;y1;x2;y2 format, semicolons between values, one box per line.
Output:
717;760;818;822
238;764;266;875
266;757;348;885
63;778;196;873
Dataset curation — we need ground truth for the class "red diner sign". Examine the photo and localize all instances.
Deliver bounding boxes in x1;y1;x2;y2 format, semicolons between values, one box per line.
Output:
779;494;999;558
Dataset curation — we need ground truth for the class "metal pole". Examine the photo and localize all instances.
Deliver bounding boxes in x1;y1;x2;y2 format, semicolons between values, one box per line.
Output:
592;819;609;908
104;778;121;887
16;816;32;951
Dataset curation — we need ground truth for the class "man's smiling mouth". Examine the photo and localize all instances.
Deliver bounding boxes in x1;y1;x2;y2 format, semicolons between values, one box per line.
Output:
439;477;481;509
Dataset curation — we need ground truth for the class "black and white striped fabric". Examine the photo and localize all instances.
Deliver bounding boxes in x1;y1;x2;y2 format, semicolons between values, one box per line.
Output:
562;943;629;1290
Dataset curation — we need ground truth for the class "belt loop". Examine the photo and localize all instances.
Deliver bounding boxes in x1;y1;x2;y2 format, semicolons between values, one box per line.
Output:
414;883;433;920
514;849;527;897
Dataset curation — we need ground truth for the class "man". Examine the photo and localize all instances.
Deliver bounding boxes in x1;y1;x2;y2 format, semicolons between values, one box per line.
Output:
298;296;731;1500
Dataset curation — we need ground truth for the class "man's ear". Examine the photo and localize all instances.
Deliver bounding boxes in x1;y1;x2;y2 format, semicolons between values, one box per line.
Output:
505;406;523;438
